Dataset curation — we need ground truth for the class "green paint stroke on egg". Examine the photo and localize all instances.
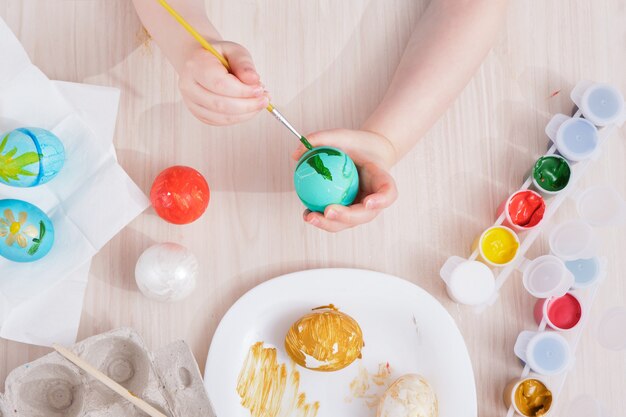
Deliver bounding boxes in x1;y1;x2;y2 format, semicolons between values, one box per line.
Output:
0;134;40;183
306;149;342;181
0;128;65;187
533;155;571;192
27;221;47;256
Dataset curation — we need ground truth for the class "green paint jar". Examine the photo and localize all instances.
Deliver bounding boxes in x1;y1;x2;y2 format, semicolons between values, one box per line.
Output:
532;155;571;195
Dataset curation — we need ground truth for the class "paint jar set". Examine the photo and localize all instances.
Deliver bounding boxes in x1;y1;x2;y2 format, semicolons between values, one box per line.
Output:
439;81;626;417
440;80;626;308
0;328;215;417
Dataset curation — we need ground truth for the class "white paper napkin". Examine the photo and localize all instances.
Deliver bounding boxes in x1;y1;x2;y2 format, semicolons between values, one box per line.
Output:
0;18;149;346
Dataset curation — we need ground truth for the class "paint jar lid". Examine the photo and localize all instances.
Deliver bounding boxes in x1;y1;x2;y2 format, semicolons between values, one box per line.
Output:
565;395;608;417
549;220;598;261
555;118;599;162
445;260;495;306
522;255;574;298
597;306;626;351
566;257;604;290
577;185;626;227
580;83;625;127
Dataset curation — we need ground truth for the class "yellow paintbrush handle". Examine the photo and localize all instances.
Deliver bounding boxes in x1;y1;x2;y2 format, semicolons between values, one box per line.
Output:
156;0;230;68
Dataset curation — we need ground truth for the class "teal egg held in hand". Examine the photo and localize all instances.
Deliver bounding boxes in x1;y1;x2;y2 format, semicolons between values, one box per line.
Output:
294;146;359;212
0;127;65;187
0;199;54;262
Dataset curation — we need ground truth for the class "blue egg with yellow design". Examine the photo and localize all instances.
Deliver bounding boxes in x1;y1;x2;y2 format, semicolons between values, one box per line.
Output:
0;199;54;262
294;146;360;213
0;127;65;187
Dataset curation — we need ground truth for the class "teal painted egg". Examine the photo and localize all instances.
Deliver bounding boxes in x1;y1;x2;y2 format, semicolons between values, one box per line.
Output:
0;199;54;262
294;146;360;212
0;127;65;187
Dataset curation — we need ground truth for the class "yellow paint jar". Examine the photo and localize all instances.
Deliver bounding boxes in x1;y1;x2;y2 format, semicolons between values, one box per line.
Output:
473;226;520;267
503;377;553;416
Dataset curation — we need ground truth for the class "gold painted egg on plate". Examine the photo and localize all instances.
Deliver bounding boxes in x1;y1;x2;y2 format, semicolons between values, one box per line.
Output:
377;374;438;417
285;304;364;372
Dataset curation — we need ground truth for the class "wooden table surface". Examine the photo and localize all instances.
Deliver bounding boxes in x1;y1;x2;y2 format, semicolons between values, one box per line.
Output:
1;0;625;415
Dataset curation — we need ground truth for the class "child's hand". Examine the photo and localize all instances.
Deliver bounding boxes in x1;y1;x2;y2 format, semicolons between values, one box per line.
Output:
291;129;398;232
178;41;269;126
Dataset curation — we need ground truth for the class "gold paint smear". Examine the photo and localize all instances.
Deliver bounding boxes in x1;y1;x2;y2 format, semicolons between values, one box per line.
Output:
347;362;394;409
237;342;320;417
285;304;364;372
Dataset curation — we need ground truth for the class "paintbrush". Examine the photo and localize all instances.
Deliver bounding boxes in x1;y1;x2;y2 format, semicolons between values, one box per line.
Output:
53;344;169;417
156;0;313;150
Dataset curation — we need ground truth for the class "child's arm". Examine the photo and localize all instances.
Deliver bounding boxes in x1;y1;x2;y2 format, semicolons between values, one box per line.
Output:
294;0;509;232
132;0;268;126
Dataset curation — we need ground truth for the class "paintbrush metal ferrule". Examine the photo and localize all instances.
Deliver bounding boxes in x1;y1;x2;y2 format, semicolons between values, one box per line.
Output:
268;107;313;150
268;107;301;139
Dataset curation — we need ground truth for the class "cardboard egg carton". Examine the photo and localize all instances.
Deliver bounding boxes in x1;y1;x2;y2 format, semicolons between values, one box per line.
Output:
0;328;215;417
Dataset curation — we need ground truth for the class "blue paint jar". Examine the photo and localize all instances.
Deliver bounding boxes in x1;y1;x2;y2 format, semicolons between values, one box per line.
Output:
566;257;601;289
580;83;625;127
555;118;599;162
516;331;572;376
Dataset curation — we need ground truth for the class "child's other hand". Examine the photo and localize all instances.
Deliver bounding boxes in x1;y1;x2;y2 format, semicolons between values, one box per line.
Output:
291;129;398;233
178;41;269;126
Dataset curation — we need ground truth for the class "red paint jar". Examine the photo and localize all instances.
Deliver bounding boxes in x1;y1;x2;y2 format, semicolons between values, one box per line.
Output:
498;190;546;231
534;293;583;331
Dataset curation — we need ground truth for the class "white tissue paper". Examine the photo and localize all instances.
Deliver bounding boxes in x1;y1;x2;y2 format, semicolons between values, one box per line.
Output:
0;18;149;346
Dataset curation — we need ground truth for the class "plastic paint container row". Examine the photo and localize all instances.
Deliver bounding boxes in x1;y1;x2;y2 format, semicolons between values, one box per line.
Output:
502;82;626;416
437;81;626;417
443;185;618;307
440;81;626;309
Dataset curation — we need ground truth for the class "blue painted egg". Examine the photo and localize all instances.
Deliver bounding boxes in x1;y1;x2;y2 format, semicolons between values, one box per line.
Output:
0;199;54;262
0;127;65;187
294;146;360;213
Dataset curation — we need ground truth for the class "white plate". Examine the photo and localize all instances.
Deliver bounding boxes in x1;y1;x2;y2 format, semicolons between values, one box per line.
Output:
204;268;477;417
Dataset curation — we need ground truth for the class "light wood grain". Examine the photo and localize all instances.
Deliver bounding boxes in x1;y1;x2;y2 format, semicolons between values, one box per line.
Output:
1;0;625;415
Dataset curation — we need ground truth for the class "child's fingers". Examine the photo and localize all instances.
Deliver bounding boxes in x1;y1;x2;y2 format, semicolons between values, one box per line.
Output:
291;145;307;160
221;42;261;85
303;211;350;233
324;204;381;226
186;84;268;114
362;164;398;209
185;100;261;126
187;54;263;98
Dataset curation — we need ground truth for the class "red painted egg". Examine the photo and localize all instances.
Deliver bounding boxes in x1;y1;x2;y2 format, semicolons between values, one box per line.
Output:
150;166;210;224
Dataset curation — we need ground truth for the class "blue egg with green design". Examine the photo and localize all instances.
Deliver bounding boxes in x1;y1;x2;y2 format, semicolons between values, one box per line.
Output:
294;146;360;213
0;199;54;262
0;127;65;187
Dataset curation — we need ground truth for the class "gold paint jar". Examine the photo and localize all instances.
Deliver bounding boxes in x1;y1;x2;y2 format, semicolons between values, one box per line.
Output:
503;377;553;417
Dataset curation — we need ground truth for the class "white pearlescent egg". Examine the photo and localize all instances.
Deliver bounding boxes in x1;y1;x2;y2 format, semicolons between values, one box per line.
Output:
377;374;438;417
134;242;198;302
